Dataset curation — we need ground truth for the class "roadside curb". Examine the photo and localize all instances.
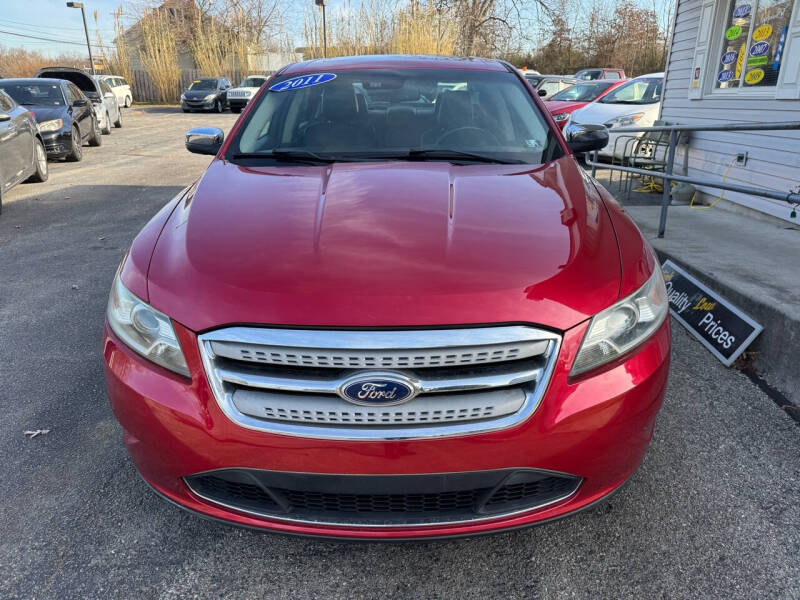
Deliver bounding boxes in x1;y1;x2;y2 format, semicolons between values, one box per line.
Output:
652;248;800;411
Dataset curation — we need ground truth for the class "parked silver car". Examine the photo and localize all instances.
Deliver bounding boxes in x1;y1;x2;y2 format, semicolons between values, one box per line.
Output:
97;75;133;107
0;90;48;214
34;67;121;135
523;74;579;99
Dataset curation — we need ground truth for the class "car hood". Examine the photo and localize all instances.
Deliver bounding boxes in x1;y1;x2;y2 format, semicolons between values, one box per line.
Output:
546;100;587;114
27;106;66;124
184;89;215;99
147;156;622;331
571;101;658;126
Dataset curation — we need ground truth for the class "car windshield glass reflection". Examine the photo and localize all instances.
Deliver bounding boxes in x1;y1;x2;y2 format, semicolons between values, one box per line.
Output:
0;83;65;106
599;78;662;104
189;80;217;90
550;82;613;102
230;68;562;166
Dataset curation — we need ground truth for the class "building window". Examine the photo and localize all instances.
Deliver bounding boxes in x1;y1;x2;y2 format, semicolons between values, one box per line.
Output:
714;0;794;89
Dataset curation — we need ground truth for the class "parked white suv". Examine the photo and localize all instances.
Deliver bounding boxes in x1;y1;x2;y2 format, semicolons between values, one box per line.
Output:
226;75;268;113
97;75;133;108
568;72;664;159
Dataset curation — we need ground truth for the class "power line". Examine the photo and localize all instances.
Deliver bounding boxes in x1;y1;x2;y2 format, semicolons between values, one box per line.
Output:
0;29;116;49
0;17;116;33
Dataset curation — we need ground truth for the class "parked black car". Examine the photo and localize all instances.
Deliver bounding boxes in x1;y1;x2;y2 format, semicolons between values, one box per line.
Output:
0;78;101;161
180;77;231;113
0;89;48;214
35;67;119;136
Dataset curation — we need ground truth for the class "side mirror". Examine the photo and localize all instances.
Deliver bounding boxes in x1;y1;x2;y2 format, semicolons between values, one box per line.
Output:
538;88;548;97
104;92;115;99
564;123;609;154
73;98;89;107
186;126;224;155
0;113;10;122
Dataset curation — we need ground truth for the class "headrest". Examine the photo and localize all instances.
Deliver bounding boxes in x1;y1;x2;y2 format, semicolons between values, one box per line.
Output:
436;90;473;130
321;86;358;121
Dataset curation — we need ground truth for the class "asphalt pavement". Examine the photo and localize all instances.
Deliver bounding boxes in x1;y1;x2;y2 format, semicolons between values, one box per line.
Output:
0;108;798;600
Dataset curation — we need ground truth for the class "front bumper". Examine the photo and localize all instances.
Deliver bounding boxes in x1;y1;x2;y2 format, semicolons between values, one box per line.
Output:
103;318;670;539
41;130;72;158
182;98;216;110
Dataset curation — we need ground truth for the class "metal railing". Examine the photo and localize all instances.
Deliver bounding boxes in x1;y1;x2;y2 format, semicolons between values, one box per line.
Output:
584;121;800;237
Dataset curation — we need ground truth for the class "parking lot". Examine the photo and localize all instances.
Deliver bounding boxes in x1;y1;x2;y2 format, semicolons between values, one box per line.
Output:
1;107;799;599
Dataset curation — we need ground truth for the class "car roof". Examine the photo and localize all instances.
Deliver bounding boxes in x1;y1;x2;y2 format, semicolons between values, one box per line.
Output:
281;55;508;76
0;78;64;85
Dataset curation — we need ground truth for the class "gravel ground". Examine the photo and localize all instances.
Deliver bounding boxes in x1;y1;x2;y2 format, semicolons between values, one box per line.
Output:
0;107;798;600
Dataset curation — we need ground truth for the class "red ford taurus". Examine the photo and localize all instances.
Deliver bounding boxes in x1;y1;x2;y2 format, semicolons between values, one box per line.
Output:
103;55;670;540
545;79;628;129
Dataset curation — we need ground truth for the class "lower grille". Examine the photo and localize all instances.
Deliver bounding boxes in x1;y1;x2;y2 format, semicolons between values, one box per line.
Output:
185;468;581;526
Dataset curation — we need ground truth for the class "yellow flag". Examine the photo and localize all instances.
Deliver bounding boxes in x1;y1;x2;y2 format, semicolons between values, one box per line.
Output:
735;43;745;78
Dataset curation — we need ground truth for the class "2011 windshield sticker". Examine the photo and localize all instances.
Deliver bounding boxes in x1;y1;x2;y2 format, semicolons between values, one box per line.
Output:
269;73;337;92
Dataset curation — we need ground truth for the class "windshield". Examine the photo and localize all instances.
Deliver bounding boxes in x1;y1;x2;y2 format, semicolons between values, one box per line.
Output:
229;68;562;165
189;80;217;90
240;77;266;88
524;75;542;87
599;77;662;104
550;81;614;102
575;70;601;81
0;82;65;106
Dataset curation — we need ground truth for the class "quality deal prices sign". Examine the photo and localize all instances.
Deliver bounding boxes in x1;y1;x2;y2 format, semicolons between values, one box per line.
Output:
662;260;762;366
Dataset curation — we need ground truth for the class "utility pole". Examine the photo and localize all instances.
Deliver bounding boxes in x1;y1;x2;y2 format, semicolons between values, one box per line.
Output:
66;2;96;74
315;0;327;58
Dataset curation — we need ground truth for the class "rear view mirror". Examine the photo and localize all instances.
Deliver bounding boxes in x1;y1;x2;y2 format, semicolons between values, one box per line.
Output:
186;127;224;155
563;123;609;154
73;98;89;107
538;89;548;97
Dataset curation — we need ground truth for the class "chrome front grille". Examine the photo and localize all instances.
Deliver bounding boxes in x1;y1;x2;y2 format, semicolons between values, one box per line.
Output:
198;326;561;440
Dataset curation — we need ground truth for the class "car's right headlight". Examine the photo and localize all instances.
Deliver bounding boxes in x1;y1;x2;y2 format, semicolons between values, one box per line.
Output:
552;112;570;122
180;93;186;101
571;267;668;376
38;119;63;132
107;269;190;377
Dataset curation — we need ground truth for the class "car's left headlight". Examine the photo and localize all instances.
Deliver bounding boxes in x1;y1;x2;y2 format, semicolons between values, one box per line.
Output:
205;94;216;100
552;112;570;122
571;267;668;376
604;112;645;129
38;119;63;132
107;270;190;377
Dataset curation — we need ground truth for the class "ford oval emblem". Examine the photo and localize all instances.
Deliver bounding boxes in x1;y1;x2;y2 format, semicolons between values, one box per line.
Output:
338;374;418;406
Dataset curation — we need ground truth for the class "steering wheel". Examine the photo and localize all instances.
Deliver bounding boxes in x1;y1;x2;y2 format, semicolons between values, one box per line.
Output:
436;126;499;147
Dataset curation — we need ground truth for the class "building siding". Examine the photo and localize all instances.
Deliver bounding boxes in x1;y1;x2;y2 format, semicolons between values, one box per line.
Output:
662;0;800;222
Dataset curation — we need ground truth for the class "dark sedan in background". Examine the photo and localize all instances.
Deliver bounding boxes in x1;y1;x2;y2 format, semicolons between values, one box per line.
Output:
0;89;48;213
0;78;101;162
181;77;231;113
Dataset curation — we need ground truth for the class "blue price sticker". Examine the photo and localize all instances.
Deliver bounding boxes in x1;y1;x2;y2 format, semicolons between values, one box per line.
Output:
269;73;337;92
721;51;738;65
749;41;770;57
732;4;751;18
717;69;735;83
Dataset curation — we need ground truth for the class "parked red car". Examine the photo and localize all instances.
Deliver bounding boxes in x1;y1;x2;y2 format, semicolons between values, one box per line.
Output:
545;79;628;129
103;55;670;540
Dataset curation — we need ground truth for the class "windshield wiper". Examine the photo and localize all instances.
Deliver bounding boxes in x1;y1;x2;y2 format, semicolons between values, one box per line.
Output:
366;149;524;164
232;150;338;165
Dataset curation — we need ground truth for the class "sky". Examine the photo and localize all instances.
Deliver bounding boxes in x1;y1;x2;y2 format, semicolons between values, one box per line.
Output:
1;0;673;58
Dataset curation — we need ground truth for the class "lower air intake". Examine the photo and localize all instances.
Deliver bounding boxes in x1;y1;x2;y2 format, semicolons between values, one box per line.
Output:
185;468;581;526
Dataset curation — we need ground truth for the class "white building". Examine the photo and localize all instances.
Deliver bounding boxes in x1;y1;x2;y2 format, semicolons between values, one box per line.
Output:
663;0;800;222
